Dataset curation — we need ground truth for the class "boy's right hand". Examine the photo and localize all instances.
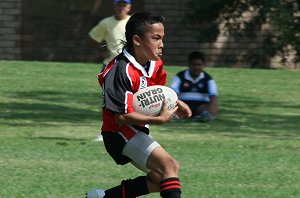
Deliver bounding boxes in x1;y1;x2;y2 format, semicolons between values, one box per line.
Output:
158;100;178;123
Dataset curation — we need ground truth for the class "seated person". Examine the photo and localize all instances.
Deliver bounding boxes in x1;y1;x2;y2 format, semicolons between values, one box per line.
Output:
170;51;219;122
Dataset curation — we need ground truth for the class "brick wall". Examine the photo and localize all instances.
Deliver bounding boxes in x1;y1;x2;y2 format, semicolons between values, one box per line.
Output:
0;0;297;68
0;0;22;60
144;0;291;68
144;0;193;66
20;0;143;62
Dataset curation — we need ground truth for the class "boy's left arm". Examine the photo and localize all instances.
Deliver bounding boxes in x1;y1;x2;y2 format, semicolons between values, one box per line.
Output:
208;96;218;116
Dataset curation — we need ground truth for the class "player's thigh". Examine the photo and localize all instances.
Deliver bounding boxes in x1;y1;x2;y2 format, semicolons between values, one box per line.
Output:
122;132;160;173
146;146;178;174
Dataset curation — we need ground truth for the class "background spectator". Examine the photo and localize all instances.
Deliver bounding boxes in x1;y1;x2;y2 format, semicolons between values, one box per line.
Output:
89;0;132;65
170;51;219;122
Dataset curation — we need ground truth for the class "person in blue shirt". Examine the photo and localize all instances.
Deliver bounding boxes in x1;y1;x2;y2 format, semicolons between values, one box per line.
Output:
170;51;219;122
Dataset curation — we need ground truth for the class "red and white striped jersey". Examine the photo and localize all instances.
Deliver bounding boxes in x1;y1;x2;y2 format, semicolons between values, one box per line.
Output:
98;49;167;135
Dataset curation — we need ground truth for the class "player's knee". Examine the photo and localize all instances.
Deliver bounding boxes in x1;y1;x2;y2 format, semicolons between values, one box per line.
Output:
172;158;180;172
162;157;180;174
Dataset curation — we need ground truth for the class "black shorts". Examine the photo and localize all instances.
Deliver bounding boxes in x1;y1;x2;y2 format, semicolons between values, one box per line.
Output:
102;132;132;165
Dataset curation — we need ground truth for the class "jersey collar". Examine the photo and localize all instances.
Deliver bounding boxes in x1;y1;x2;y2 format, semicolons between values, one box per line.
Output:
184;70;204;83
123;49;155;77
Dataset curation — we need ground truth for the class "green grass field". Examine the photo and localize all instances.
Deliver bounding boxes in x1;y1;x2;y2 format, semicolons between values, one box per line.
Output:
0;60;299;198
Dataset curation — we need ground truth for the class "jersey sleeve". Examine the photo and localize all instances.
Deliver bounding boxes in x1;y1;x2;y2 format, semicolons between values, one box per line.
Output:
89;20;107;43
103;64;134;114
169;75;181;94
208;79;218;96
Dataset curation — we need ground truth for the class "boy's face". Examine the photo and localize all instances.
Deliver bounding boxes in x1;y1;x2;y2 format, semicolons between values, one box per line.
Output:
114;2;131;19
188;59;204;78
134;23;165;64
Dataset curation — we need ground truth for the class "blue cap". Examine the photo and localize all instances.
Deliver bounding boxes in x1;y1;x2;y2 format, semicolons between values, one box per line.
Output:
114;0;131;3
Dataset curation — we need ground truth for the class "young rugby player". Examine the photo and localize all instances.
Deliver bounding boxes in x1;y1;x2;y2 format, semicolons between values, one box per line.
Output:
86;11;191;198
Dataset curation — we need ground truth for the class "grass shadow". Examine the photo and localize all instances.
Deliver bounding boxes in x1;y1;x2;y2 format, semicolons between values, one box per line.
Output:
167;94;300;140
25;136;86;141
0;91;102;126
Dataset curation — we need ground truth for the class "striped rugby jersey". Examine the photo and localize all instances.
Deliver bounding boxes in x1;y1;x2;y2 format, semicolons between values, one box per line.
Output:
98;49;166;136
169;70;218;102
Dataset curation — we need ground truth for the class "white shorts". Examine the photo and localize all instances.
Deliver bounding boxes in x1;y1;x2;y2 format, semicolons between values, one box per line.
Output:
122;131;160;173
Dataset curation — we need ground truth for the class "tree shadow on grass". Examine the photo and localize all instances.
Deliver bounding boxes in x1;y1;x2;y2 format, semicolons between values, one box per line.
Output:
167;96;300;140
0;91;102;126
9;90;101;107
26;136;86;141
24;136;88;146
2;91;299;140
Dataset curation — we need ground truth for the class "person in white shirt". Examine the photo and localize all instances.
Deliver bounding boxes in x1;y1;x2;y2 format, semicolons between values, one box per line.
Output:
170;51;219;122
89;0;131;65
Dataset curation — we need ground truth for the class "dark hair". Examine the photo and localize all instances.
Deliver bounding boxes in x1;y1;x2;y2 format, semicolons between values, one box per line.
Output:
188;51;205;63
124;12;165;51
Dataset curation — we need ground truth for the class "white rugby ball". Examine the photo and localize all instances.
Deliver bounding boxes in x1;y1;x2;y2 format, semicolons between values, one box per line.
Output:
132;85;178;116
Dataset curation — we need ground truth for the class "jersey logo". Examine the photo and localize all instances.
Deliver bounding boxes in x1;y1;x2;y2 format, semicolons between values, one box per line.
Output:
139;76;147;89
183;82;190;89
